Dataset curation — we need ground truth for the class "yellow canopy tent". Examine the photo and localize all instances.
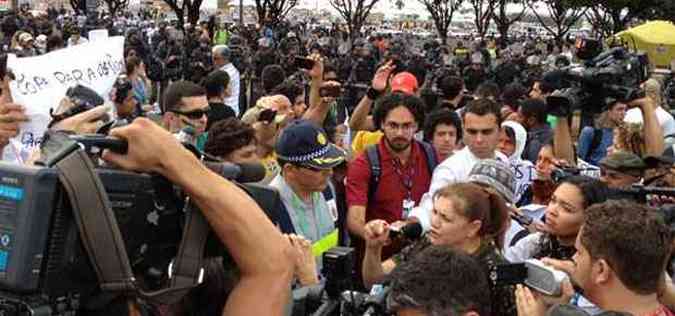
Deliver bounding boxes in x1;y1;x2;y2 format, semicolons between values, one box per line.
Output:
613;21;675;69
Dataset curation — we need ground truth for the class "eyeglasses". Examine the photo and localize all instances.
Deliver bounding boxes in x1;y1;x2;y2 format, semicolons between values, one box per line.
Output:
384;122;416;133
171;107;210;119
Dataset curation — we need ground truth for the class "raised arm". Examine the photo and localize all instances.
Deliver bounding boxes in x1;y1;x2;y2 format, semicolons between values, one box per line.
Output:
102;118;293;316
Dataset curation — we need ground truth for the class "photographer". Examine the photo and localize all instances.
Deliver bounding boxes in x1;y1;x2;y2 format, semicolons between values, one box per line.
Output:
624;79;675;148
506;176;608;263
554;97;664;169
515;200;674;316
101;118;294;315
506;176;609;314
576;100;626;166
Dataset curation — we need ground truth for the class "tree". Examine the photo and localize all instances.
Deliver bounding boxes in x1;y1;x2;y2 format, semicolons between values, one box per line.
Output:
103;0;129;17
493;0;527;41
254;0;299;28
70;0;86;14
585;0;660;39
161;0;205;30
394;0;404;10
329;0;381;43
527;0;588;48
417;0;462;45
638;0;675;22
468;0;497;38
584;6;615;40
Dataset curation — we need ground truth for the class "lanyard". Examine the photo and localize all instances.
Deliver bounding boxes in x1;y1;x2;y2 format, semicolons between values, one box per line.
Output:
392;157;415;200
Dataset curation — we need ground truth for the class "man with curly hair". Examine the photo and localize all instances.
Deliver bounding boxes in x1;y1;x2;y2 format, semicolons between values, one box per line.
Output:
204;117;258;165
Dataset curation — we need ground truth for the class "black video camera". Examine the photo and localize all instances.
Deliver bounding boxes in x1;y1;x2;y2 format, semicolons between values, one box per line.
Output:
0;133;286;315
545;40;650;117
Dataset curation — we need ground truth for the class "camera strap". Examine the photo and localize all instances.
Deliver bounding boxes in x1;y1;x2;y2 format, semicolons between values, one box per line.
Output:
55;148;136;292
54;146;208;306
138;201;210;305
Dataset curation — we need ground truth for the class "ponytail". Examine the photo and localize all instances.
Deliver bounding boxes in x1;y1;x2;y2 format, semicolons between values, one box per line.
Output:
482;187;509;249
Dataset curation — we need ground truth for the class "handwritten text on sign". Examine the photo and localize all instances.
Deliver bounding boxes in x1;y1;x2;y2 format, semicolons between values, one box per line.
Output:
6;36;125;162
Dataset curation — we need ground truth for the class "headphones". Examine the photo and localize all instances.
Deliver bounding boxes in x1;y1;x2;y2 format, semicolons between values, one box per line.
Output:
113;75;133;104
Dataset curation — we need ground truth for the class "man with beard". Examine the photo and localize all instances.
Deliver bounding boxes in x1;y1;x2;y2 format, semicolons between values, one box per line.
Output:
346;93;434;287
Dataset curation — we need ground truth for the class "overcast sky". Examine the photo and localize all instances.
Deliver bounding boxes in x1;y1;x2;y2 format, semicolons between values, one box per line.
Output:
203;0;442;17
199;0;532;19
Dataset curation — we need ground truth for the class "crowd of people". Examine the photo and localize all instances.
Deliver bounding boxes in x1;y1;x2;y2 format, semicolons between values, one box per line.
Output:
2;6;675;316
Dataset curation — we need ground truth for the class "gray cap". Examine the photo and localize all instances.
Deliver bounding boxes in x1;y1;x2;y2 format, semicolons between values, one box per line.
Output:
468;160;515;204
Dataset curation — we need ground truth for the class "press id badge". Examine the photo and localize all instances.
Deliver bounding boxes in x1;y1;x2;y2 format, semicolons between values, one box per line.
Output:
402;198;414;219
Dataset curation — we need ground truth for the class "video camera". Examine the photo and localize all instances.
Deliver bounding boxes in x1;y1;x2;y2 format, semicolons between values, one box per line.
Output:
0;132;282;315
545;38;650;117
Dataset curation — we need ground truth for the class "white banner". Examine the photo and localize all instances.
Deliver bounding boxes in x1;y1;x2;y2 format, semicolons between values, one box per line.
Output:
6;36;125;163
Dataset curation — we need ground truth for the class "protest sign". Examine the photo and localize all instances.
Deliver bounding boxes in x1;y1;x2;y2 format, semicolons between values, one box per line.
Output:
88;29;109;42
5;36;125;163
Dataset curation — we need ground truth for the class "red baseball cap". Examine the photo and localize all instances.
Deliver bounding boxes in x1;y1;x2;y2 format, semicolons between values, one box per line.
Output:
390;72;418;95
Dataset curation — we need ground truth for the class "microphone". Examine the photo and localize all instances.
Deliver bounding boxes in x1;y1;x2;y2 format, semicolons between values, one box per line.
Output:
203;161;266;183
363;285;391;316
175;125;196;144
388;222;423;240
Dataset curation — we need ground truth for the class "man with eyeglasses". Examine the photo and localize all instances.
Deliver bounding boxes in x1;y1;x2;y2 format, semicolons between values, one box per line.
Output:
162;81;210;149
346;93;433;288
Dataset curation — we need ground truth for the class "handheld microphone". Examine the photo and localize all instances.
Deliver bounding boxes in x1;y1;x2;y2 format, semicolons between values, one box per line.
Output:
388;222;423;240
203;161;266;183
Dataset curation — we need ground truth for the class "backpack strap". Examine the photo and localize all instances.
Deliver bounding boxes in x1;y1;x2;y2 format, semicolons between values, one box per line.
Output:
584;128;603;163
417;140;439;175
366;144;381;205
366;141;438;204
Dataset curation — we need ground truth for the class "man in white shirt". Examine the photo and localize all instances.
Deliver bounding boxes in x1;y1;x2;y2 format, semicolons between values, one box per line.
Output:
410;98;508;231
212;45;240;116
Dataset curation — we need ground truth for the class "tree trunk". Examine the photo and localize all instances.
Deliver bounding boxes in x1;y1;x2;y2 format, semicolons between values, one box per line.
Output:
498;23;509;42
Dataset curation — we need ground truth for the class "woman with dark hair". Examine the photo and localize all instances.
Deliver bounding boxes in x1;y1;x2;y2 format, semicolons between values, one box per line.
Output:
363;182;516;315
506;175;609;263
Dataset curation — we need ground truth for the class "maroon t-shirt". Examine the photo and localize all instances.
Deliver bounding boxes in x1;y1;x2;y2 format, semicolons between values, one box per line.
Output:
347;140;433;223
346;140;434;267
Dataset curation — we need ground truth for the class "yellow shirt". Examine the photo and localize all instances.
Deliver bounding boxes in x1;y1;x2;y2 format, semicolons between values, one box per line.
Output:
261;152;281;185
351;131;384;156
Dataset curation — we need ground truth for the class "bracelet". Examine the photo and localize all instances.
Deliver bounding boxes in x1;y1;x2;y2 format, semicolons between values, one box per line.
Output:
367;87;382;100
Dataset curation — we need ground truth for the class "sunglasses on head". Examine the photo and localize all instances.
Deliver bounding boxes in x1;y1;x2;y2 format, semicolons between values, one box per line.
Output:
172;107;211;119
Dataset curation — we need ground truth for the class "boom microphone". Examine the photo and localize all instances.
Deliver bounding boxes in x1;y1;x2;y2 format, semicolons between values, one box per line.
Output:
203;161;266;183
